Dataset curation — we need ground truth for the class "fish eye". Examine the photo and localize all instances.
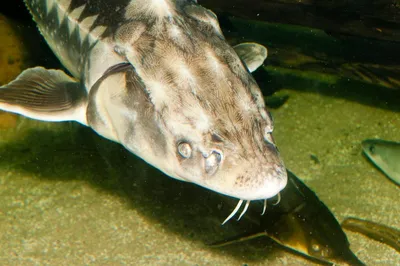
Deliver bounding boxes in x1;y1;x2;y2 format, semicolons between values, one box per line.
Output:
369;145;375;154
309;239;323;256
177;142;192;158
311;243;321;252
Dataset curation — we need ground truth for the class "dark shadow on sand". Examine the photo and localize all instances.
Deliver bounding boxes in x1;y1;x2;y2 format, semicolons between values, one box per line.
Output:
0;123;279;262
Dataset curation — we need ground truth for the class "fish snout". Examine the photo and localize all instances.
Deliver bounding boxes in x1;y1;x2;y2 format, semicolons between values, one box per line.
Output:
239;162;287;200
206;155;287;201
176;140;287;201
236;139;287;200
218;159;287;224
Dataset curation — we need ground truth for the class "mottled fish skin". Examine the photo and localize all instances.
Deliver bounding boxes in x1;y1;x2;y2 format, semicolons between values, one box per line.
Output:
362;139;400;185
24;0;149;86
342;217;400;253
2;0;287;201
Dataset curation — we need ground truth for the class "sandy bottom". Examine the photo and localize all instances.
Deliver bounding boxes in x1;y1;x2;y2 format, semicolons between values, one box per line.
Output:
0;87;399;266
0;12;399;266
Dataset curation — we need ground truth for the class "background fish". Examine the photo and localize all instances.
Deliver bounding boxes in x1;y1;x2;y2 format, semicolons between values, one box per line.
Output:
342;217;400;253
212;170;364;265
362;139;400;185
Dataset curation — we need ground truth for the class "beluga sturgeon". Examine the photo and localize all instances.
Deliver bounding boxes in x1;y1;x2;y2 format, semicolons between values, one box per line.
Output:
0;0;287;223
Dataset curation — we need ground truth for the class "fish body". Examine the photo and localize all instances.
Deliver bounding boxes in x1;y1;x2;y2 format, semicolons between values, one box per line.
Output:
362;139;400;185
213;170;364;265
342;217;400;253
0;1;287;202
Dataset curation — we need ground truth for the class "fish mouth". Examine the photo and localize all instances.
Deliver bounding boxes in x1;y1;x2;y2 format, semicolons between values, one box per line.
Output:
220;168;287;225
230;164;288;201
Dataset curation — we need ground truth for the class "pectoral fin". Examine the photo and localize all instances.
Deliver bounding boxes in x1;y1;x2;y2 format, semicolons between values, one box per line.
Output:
0;67;88;125
234;42;268;73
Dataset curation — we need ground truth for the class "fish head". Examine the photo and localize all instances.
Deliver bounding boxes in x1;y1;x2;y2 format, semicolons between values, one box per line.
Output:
124;45;287;200
361;138;392;169
303;228;362;265
251;170;365;265
261;204;364;265
163;96;288;201
163;64;286;198
362;139;383;161
361;138;400;185
90;2;287;201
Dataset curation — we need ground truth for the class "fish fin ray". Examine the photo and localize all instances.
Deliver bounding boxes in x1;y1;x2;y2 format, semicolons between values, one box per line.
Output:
208;231;266;247
0;67;88;125
234;42;268;73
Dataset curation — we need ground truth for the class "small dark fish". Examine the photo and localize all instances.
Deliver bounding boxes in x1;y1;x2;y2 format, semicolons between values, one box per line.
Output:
342;217;400;253
361;139;400;185
212;170;365;265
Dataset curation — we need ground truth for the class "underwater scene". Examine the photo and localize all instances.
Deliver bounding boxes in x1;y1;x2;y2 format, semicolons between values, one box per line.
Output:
0;0;399;265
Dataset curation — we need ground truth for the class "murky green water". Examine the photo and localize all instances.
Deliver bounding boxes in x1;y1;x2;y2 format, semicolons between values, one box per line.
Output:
0;4;399;266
